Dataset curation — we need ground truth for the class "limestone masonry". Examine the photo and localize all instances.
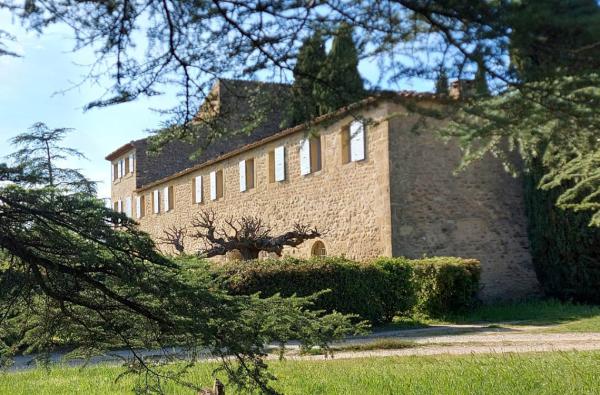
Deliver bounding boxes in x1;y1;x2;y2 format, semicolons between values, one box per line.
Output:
106;79;540;301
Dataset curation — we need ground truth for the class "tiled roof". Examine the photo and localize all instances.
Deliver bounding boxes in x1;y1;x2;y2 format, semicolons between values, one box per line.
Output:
107;79;293;188
133;89;445;192
106;78;446;191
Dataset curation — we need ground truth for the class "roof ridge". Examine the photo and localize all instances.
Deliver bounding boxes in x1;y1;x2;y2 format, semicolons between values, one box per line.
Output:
216;77;291;87
133;91;443;191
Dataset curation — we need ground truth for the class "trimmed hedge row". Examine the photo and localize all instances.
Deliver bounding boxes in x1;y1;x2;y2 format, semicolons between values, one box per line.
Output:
212;256;480;324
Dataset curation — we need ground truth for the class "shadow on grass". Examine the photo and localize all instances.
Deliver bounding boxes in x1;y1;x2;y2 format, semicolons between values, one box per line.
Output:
376;300;600;333
447;299;600;327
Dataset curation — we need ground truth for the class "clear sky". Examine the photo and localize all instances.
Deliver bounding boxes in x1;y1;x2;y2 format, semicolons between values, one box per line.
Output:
0;11;431;199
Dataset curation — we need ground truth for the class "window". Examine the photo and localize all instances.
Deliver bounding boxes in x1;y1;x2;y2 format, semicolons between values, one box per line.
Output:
341;120;365;163
210;170;224;200
112;163;118;181
310;136;322;172
113;201;118;212
136;195;145;219
341;125;351;164
163;185;174;212
349;120;365;161
269;146;286;182
311;241;327;257
125;196;132;217
153;189;160;214
128;153;135;174
124;157;130;174
300;136;322;175
192;175;203;204
239;158;255;191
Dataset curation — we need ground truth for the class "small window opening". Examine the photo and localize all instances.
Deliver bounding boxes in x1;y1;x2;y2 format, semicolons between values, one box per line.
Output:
311;241;327;257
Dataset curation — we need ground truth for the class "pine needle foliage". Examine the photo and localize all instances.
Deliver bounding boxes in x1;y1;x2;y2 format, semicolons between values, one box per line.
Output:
0;128;359;393
286;31;326;126
434;69;449;95
314;23;365;115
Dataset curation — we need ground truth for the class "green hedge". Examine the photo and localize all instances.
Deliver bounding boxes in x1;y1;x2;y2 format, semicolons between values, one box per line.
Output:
212;256;480;323
524;156;600;303
411;257;481;316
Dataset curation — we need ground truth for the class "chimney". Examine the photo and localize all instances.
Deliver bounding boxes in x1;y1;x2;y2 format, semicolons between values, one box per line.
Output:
449;79;475;99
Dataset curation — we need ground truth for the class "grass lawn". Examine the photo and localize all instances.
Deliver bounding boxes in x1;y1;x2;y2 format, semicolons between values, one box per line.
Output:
388;300;600;332
2;351;599;394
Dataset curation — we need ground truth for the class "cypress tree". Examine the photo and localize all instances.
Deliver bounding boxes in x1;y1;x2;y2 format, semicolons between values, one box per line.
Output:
524;153;600;303
472;51;489;96
434;69;449;95
286;32;326;126
511;0;600;302
314;23;365;115
473;64;489;96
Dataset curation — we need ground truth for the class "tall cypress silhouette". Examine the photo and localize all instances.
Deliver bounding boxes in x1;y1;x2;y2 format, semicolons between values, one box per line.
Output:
286;32;326;126
314;23;365;115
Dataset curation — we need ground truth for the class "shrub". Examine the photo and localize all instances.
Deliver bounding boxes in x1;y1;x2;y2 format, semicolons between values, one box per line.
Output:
410;257;481;316
524;157;600;303
371;257;415;319
210;256;480;323
214;257;413;324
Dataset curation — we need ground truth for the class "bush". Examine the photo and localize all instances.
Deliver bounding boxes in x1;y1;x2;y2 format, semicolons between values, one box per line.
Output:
524;157;600;303
214;257;412;324
211;256;480;323
411;257;481;316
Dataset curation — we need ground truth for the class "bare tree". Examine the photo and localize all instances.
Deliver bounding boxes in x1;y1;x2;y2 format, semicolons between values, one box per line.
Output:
191;210;321;260
157;225;188;254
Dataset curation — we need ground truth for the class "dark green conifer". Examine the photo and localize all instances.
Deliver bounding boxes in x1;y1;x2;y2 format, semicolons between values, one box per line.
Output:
315;23;365;115
434;69;449;95
286;31;326;126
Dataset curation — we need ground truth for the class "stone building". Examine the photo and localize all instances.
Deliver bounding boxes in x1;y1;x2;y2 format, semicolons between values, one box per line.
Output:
106;79;539;301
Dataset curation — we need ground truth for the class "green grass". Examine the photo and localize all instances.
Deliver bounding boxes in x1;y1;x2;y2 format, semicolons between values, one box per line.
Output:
449;299;600;332
384;300;600;333
2;351;600;394
302;339;419;355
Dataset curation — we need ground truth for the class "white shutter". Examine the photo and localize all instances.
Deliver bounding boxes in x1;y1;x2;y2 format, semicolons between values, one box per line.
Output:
210;171;217;200
299;138;311;175
125;196;132;217
350;120;365;161
117;160;122;178
163;186;170;212
194;175;203;203
117;199;122;213
239;160;247;192
128;154;134;174
274;146;285;181
153;190;160;214
135;196;142;218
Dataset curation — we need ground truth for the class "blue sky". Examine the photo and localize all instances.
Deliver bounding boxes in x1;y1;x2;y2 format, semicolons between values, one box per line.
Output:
0;11;431;198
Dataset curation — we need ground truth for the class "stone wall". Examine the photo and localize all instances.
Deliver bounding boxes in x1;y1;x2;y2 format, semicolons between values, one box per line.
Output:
134;101;393;260
109;97;541;301
110;149;137;210
386;102;539;301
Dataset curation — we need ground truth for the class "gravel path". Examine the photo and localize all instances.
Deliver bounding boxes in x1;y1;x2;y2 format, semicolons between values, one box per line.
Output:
11;324;600;369
294;340;600;361
284;324;600;360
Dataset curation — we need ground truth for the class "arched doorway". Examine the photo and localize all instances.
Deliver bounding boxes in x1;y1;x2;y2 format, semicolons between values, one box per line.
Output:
311;240;327;257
